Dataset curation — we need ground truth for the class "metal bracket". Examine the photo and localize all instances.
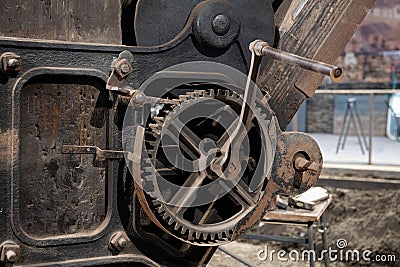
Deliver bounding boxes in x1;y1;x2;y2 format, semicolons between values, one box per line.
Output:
0;241;20;264
61;145;125;162
1;52;22;74
106;51;135;95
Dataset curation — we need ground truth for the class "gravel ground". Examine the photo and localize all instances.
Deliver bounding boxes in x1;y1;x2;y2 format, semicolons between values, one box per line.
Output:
208;188;399;267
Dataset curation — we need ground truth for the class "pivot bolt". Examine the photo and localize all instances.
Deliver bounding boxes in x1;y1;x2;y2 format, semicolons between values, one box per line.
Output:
134;93;145;104
227;163;236;174
212;14;231;36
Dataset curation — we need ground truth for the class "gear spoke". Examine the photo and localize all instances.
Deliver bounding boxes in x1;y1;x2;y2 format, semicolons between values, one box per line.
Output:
220;179;256;208
162;127;199;161
169;171;207;214
172;117;203;156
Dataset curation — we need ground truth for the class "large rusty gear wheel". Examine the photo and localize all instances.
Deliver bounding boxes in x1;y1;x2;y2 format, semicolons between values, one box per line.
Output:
139;88;277;245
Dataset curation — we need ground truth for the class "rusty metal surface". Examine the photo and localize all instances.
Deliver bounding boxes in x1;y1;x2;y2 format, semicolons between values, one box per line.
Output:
0;0;122;44
0;0;275;265
0;0;375;266
19;77;108;239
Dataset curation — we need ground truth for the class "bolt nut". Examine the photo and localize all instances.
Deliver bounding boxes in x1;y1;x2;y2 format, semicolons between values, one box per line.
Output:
109;231;129;252
7;59;20;68
227;163;236;174
294;157;321;172
6;251;16;262
117;237;127;248
120;63;130;74
1;53;22;73
134;93;145;104
0;241;20;263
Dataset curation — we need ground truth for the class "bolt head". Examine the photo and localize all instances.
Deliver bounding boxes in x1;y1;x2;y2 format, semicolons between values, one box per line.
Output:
6;250;16;262
120;63;130;74
1;53;22;73
227;163;236;174
109;231;128;252
117;237;127;248
212;14;231;36
135;94;145;104
7;58;20;68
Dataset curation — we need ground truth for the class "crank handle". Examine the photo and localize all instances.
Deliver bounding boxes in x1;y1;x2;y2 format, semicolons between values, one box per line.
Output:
249;40;344;82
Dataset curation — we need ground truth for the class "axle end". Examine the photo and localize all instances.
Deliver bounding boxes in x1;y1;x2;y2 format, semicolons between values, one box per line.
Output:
330;67;344;82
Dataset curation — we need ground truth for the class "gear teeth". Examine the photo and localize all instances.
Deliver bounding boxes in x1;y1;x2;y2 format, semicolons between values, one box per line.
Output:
181;226;188;235
167;217;174;225
174;223;180;231
179;95;190;101
217;232;223;239
154;116;165;124
152;199;161;206
186;92;196;98
149;123;161;134
195;90;206;97
156;206;164;213
202;233;209;241
162;212;169;220
195;232;201;240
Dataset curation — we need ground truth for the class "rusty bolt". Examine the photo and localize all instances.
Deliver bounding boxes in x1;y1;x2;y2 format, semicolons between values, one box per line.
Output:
7;59;20;68
117;237;127;248
120;63;130;74
109;231;128;252
294;157;321;172
6;250;16;262
1;52;22;73
0;241;20;263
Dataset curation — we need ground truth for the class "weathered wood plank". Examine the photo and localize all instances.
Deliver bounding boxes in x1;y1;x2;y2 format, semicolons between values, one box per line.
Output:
0;0;122;44
258;0;376;130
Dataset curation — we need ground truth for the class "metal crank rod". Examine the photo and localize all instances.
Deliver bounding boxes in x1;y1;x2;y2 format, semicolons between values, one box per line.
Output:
250;40;344;82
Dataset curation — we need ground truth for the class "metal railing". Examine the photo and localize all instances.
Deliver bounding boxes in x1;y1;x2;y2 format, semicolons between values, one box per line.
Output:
314;89;400;165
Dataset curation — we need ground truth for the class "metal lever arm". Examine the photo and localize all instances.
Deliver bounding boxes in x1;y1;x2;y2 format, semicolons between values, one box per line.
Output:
62;145;125;162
